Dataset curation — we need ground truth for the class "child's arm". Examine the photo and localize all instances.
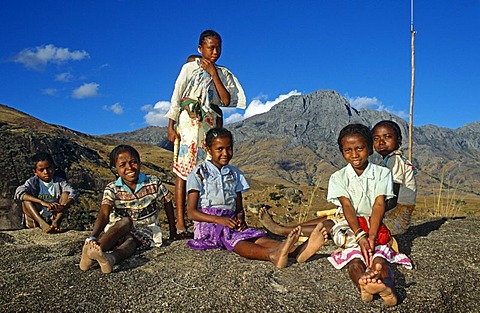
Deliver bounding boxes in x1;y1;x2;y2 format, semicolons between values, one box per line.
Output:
385;183;400;211
88;203;111;240
167;119;179;144
234;191;247;231
338;196;373;267
200;59;231;106
368;195;386;247
186;190;238;229
20;193;55;210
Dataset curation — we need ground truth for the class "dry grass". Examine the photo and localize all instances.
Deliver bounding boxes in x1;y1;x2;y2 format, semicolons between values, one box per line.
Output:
426;166;467;217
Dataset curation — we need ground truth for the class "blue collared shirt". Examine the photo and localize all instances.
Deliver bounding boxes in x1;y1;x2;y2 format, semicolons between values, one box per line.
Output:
187;161;249;211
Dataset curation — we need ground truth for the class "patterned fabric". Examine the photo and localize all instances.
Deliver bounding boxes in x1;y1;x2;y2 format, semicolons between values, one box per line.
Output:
165;61;246;180
327;163;395;217
328;243;412;270
330;216;391;248
101;173;172;249
187;207;265;251
187;161;249;211
383;203;415;235
173;109;215;180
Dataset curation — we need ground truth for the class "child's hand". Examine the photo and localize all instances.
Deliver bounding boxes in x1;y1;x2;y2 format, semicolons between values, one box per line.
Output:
235;212;247;231
200;58;217;77
359;238;373;268
217;216;238;229
48;203;65;213
167;127;179;143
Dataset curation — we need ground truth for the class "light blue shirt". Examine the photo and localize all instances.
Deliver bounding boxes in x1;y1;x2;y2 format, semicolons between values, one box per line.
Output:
327;162;394;217
187;161;249;211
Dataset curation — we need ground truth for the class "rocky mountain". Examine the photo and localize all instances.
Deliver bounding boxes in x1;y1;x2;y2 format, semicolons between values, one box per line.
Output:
108;90;480;197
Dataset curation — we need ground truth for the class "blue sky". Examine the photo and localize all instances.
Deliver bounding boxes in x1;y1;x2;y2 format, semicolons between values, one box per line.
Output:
1;0;479;135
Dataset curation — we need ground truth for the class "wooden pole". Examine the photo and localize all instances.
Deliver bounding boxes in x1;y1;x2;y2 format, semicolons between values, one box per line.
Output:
408;0;416;161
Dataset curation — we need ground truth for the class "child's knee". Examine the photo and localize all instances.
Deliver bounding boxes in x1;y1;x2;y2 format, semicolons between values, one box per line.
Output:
348;259;366;273
118;217;133;229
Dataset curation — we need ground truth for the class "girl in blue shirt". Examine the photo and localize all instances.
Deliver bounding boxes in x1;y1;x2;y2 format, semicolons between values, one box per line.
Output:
186;128;328;268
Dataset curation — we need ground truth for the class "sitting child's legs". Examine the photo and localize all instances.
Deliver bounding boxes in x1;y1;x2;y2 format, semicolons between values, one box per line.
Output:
22;201;50;231
259;207;330;237
80;217;136;274
233;227;302;268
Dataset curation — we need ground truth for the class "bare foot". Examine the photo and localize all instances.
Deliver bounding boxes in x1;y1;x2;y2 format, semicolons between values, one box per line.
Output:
296;222;328;263
87;241;116;274
259;207;290;236
358;269;377;303
79;241;94;271
269;226;301;268
363;263;398;307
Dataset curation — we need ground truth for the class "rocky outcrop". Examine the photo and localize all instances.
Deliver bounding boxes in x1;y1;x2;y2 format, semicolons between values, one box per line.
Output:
0;217;479;312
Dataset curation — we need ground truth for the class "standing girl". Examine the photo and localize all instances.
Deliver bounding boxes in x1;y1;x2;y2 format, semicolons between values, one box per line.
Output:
372;120;417;235
165;30;246;235
326;124;412;307
79;145;177;274
186;128;328;268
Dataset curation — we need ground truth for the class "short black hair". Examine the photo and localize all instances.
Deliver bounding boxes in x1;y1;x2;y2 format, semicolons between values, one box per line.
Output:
199;30;222;46
205;127;233;147
31;152;55;170
337;124;373;155
109;145;141;169
372;120;402;149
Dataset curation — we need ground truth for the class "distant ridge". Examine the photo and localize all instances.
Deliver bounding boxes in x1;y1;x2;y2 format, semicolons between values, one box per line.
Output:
107;90;480;196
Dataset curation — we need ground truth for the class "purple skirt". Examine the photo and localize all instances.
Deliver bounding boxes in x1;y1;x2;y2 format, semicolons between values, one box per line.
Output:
187;207;265;251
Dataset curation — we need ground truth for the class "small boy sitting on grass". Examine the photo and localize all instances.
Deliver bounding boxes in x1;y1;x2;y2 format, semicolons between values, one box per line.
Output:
14;152;77;233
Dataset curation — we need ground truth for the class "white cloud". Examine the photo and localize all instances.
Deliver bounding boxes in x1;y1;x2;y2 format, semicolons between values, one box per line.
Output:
345;95;409;119
103;103;124;115
143;101;171;126
12;44;89;70
225;90;301;124
55;72;74;82
72;82;99;99
42;88;57;96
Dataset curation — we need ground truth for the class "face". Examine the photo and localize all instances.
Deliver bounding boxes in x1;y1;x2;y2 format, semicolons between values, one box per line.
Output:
340;134;370;175
206;136;233;169
372;125;398;158
34;160;55;182
198;36;221;63
115;150;141;189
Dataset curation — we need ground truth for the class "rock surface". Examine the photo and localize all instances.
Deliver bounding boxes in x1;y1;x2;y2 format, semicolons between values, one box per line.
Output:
1;217;479;312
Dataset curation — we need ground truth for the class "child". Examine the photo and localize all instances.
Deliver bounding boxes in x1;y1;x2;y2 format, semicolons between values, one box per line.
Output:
14;152;77;233
372;120;417;235
79;145;178;274
326;124;412;307
186;128;328;268
165;30;246;236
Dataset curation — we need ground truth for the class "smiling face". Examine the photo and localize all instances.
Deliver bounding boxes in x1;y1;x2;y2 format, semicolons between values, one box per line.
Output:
34;160;55;183
206;136;233;169
341;134;370;176
372;124;399;158
115;150;141;190
198;36;221;63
